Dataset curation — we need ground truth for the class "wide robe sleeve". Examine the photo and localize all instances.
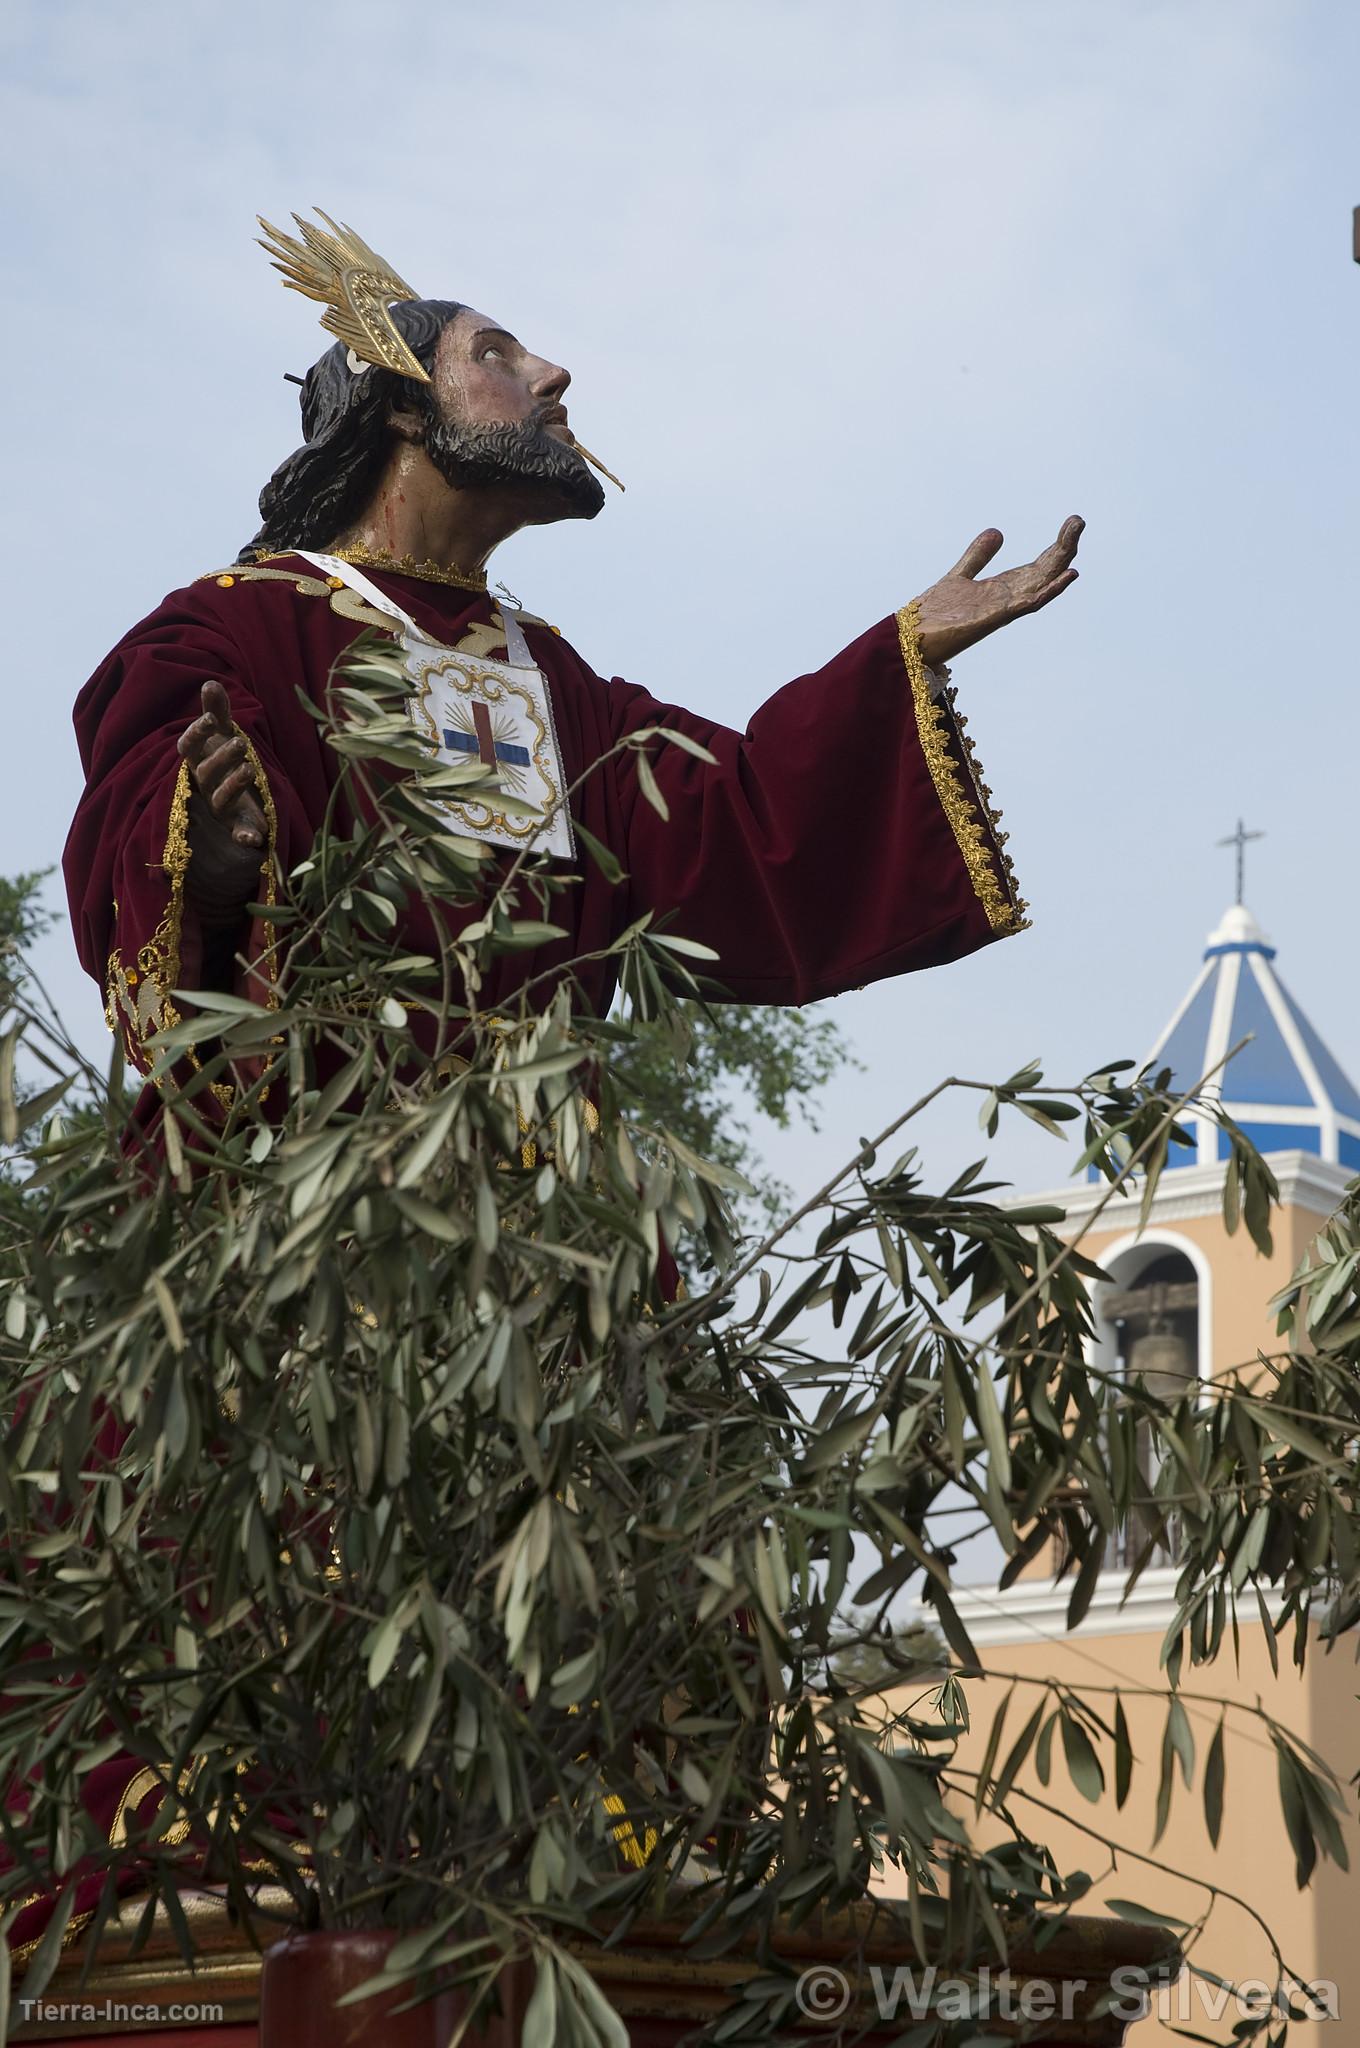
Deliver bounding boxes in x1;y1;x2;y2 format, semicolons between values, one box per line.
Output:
62;585;318;1089
601;603;1026;1005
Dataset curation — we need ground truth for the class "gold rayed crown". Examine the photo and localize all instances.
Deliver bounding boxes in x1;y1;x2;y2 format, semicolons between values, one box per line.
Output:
256;208;431;383
257;207;623;489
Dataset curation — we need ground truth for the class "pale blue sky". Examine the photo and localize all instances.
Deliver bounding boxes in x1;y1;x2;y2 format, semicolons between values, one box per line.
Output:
3;0;1357;1201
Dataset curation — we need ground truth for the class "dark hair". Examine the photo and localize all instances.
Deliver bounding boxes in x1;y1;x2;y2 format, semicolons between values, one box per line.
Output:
238;298;464;561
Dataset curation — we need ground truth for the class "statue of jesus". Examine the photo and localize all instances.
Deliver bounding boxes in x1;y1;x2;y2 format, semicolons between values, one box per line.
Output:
65;212;1082;1085
31;215;1086;1972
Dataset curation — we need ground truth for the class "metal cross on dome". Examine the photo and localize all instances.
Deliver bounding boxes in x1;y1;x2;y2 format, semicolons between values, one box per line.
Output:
1216;817;1265;906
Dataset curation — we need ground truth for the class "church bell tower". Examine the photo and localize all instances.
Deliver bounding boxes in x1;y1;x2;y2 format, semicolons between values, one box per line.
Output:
1022;895;1360;1472
948;893;1360;2033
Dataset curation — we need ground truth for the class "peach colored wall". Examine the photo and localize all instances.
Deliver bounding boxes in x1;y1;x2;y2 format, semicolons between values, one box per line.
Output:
881;1198;1357;2040
899;1621;1359;2043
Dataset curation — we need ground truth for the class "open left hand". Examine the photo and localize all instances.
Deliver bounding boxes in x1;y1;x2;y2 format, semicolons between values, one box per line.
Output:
912;515;1084;668
177;679;268;916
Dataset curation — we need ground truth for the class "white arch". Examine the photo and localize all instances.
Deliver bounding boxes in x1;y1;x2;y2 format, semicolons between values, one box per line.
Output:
1088;1226;1214;1394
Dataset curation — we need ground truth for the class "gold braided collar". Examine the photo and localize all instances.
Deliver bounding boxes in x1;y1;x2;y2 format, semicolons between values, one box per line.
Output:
251;544;488;594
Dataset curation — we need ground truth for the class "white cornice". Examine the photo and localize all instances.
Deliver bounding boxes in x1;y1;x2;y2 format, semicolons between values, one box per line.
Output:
1005;1149;1350;1233
950;1567;1283;1648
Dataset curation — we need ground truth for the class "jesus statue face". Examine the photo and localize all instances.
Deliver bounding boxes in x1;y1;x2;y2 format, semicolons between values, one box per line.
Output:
435;307;573;437
409;307;605;522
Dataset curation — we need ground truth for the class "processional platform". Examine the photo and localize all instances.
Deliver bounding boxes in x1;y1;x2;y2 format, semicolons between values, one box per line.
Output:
12;1887;1177;2045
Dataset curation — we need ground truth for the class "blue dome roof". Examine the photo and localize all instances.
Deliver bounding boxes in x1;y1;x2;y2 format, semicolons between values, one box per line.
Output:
1147;905;1360;1172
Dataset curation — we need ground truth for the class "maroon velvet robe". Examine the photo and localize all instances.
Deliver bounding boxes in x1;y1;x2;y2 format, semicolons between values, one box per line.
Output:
15;556;1023;1966
65;553;1024;1089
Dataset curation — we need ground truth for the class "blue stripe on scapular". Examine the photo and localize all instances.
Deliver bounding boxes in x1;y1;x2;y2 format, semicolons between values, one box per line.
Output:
443;728;531;767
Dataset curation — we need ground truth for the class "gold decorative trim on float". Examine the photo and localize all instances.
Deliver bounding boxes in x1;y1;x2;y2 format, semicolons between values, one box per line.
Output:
9;1883;298;2000
896;599;1028;936
107;1764;202;1850
11;1891;1180;2036
8;1901;97;1969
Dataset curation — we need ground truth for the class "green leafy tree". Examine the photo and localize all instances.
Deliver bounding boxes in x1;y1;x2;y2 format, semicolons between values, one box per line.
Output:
0;872;53;983
0;870;57;1149
0;872;84;1261
0;637;1354;2044
612;997;855;1244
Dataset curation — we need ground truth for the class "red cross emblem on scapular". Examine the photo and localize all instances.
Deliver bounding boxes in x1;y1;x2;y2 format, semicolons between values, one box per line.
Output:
443;700;531;777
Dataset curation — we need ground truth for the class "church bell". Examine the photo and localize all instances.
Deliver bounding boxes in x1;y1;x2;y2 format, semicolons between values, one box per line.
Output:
1127;1321;1194;1401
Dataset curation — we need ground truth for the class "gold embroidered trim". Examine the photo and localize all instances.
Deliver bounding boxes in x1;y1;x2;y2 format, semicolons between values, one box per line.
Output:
252;544;488;593
105;737;282;1105
200;562;561;649
107;1762;197;1849
198;561;398;634
896;601;1027;935
105;761;193;1072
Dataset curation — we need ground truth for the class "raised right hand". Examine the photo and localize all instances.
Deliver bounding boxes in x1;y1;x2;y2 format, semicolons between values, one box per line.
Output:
911;516;1084;669
177;680;267;908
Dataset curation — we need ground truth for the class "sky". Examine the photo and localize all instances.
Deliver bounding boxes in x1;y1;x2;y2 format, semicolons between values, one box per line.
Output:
3;0;1358;1210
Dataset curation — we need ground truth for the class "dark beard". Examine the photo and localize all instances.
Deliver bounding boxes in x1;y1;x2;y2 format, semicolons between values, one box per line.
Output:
423;410;606;519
